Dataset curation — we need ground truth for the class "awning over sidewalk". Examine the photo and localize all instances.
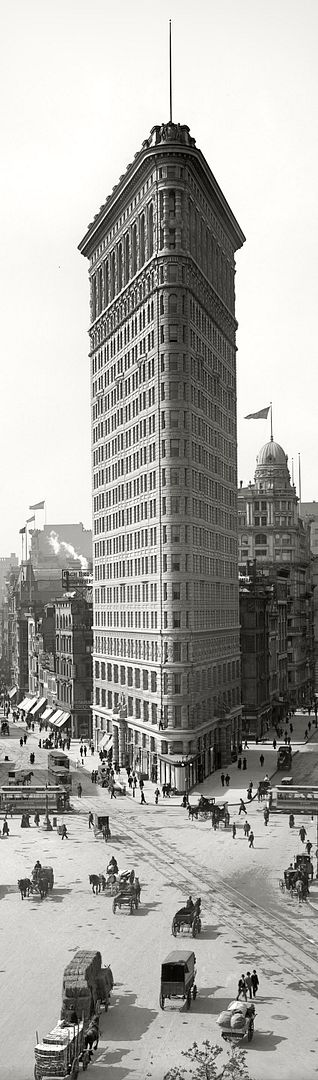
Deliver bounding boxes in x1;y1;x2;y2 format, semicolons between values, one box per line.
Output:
18;696;37;712
99;732;113;751
54;712;71;729
40;707;55;724
158;753;197;764
8;686;17;700
48;709;64;727
29;697;47;719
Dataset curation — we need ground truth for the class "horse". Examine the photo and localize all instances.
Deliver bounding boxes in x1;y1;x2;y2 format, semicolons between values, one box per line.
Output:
89;874;106;894
18;878;32;900
84;1014;100;1054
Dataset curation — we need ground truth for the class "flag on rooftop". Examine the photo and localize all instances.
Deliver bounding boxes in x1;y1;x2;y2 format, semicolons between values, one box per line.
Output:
244;406;270;420
26;515;35;523
19;526;26;535
29;500;45;511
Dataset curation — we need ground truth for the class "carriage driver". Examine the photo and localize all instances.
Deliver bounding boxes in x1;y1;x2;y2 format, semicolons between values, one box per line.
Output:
186;895;195;911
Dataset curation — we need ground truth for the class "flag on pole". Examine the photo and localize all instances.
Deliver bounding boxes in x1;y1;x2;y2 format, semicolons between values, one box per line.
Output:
29;500;45;511
19;526;26;535
26;515;35;524
244;406;270;420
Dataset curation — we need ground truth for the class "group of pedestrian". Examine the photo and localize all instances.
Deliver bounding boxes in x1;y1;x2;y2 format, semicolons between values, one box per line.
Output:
236;758;248;771
237;970;259;1000
232;821;254;845
91;769;99;784
221;773;231;788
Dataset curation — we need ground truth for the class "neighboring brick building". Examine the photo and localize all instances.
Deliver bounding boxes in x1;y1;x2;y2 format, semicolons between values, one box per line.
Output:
79;120;245;789
55;594;93;739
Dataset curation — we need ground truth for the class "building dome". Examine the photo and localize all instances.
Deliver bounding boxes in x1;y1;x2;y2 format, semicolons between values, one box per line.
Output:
256;440;287;467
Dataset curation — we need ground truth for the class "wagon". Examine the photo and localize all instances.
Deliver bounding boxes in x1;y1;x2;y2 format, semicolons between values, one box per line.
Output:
160;949;197;1010
93;814;111;840
217;1000;256;1042
112;881;140;914
34;1019;90;1078
172;898;202;938
188;797;216;821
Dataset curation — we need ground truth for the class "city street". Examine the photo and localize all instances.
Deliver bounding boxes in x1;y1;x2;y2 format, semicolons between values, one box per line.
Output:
1;714;318;1079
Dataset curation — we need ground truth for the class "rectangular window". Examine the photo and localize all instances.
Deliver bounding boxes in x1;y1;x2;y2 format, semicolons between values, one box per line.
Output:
170;439;180;457
169;325;178;341
172;612;181;628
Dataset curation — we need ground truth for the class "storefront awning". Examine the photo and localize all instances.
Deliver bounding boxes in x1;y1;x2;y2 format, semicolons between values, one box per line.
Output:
40;707;55;723
48;709;64;727
8;686;17;700
99;732;113;751
54;712;71;728
19;696;37;713
29;697;47;718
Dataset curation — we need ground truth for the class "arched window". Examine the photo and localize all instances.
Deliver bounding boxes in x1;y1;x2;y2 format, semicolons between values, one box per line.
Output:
139;214;145;267
255;533;267;545
148;202;154;257
131;223;137;275
168;293;178;314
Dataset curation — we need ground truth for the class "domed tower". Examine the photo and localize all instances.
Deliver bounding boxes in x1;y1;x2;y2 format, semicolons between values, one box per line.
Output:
238;435;298;566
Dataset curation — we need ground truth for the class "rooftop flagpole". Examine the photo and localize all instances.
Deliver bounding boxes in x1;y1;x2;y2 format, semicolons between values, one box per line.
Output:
169;19;172;122
298;452;302;516
270;402;273;441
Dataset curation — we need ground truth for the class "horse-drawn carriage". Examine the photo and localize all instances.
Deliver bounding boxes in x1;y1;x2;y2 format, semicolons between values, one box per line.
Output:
112;870;141;914
281;857;311;901
171;897;202;938
18;862;54;900
93;814;111;841
0;720;9;736
217;1000;256;1042
188;796;216;821
160;950;197;1010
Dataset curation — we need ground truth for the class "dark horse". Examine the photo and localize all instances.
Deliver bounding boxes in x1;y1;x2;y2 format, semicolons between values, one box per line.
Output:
89;874;106;894
84;1014;100;1055
18;878;32;899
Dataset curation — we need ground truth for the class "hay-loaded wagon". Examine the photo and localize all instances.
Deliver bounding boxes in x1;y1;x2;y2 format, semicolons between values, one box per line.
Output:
61;950;113;1025
34;1020;89;1078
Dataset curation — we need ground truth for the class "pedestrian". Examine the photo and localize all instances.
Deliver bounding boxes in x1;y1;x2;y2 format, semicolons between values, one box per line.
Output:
289;723;293;735
2;819;9;837
88;811;94;829
243;757;247;770
306;840;313;856
244;740;248;749
263;807;269;826
245;971;252;999
34;811;40;827
139;778;144;791
128;775;133;789
251;970;259;997
248;830;254;848
61;823;68;839
237;975;247;1001
247;785;253;801
140;790;147;804
23;734;27;745
162;783;166;798
299;825;307;843
84;744;87;757
80;745;83;759
243;820;250;837
308;721;312;733
132;782;135;798
221;772;225;787
225;773;230;787
239;798;247;815
77;783;82;798
237;757;242;770
154;787;160;805
304;729;308;740
109;783;116;799
91;770;95;784
259;754;264;768
287;736;291;746
232;822;236;839
289;813;294;828
273;738;277;750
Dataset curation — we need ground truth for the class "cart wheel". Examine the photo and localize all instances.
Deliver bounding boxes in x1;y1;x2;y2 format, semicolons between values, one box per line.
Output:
186;989;191;1009
172;920;177;937
112;899;117;914
159;993;165;1010
248;1019;254;1042
192;984;197;1001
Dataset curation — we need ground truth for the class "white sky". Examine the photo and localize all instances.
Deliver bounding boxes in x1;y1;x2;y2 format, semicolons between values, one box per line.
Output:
1;0;317;554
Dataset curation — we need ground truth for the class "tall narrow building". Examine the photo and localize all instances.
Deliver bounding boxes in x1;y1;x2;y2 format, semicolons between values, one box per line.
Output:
79;120;245;791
